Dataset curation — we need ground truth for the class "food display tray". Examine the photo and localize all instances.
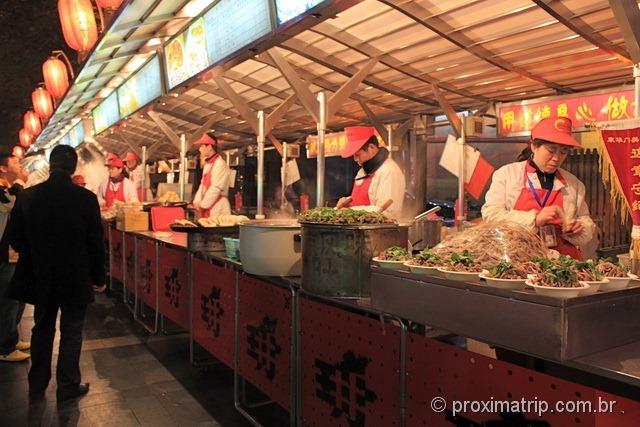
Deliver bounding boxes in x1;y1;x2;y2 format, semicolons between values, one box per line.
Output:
169;225;239;251
370;267;640;361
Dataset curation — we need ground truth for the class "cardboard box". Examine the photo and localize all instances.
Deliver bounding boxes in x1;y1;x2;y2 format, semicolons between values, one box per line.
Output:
116;210;149;232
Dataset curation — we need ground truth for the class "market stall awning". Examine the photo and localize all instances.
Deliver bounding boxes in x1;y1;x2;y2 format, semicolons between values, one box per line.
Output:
38;0;639;159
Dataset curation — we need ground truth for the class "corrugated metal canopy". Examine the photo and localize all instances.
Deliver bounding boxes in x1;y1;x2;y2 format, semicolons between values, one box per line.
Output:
76;0;640;158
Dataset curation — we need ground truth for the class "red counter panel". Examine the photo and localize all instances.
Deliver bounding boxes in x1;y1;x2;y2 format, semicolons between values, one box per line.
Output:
109;228;123;282
237;275;292;410
191;259;235;368
299;297;401;427
136;238;156;308
405;333;640;427
157;246;189;329
123;233;136;292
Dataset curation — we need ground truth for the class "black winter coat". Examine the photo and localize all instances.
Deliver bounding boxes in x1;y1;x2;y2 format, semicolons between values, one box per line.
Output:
6;171;105;305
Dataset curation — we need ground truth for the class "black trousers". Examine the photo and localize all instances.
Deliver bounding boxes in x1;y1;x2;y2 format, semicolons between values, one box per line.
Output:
28;302;87;393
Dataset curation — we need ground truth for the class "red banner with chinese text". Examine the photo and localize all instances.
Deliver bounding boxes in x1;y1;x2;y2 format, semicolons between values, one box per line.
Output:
306;131;383;158
600;128;640;226
499;89;635;136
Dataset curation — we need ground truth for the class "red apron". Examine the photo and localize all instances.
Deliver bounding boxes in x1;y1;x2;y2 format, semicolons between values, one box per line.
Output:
198;154;227;217
105;181;125;208
513;164;582;259
349;172;375;206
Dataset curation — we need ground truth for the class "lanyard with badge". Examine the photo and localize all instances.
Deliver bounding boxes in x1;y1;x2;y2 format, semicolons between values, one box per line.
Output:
526;173;558;248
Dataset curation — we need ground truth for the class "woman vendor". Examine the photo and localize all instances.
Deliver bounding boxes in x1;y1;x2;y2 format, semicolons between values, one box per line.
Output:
482;117;596;259
192;132;231;217
101;157;139;208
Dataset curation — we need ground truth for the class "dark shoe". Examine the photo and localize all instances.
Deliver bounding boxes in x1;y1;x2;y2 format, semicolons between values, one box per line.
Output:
56;383;90;401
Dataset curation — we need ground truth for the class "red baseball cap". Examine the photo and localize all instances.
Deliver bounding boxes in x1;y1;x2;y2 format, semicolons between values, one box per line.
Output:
106;152;120;162
72;175;86;186
341;126;377;158
193;133;218;146
123;151;139;162
107;157;125;169
531;117;581;147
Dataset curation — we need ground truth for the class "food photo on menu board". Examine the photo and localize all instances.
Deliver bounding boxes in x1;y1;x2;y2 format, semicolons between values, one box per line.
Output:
276;0;323;24
165;17;209;89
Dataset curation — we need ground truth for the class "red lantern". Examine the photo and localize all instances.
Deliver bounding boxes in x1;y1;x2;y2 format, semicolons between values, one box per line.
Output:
32;87;54;120
12;146;24;159
57;0;98;54
24;111;42;136
96;0;123;10
43;56;70;99
19;129;33;148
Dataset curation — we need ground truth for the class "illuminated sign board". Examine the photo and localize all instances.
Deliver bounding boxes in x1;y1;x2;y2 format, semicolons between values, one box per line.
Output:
497;87;635;136
118;56;162;118
92;91;120;135
275;0;324;25
164;0;272;90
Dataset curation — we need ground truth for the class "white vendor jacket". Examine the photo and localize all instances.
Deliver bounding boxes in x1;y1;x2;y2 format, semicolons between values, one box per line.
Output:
482;160;596;249
98;177;139;206
193;156;231;216
352;157;405;219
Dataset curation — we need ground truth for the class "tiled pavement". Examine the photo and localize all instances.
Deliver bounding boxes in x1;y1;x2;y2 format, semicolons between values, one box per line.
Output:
0;291;288;426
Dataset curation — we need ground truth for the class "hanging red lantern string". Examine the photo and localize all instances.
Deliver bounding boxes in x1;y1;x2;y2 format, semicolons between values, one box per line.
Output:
19;129;33;148
43;54;72;99
32;87;55;121
95;0;123;11
24;111;42;137
12;146;25;159
57;0;98;59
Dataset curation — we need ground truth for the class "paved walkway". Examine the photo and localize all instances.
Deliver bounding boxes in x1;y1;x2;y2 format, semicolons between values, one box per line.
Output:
0;292;286;426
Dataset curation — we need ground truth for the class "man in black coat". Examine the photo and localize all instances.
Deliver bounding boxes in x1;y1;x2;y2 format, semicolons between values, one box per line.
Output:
7;145;106;401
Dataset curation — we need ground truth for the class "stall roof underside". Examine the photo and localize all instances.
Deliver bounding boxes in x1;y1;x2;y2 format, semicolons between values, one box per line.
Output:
41;0;640;159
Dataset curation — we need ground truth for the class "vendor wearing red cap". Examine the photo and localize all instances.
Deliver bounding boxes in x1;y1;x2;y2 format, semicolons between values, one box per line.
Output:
101;157;139;208
192;132;231;217
337;126;405;219
123;151;145;200
482;117;596;259
71;175;86;187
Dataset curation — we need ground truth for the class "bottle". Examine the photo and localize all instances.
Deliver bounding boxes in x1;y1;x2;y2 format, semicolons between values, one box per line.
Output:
235;192;243;211
299;194;309;213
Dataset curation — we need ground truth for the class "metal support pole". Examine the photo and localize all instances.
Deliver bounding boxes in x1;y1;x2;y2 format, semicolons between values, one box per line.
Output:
635;64;640;118
179;134;187;201
281;142;288;210
317;91;327;207
257;111;265;219
457;124;466;229
141;146;147;202
387;124;393;160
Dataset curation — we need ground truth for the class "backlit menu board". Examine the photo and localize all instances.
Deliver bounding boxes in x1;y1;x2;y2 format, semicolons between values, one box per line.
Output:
118;56;162;118
164;0;273;90
275;0;324;25
164;17;209;89
204;0;272;64
68;121;85;147
92;91;120;135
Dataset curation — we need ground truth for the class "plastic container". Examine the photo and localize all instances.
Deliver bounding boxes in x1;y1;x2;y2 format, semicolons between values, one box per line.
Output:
223;237;241;260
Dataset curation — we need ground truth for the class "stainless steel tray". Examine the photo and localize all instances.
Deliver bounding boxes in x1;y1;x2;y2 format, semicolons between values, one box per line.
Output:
370;267;640;361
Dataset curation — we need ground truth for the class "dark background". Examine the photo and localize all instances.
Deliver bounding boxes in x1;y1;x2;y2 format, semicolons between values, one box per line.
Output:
0;0;73;154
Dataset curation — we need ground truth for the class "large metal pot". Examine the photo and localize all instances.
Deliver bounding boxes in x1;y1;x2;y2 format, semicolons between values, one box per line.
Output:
408;218;443;250
301;222;408;298
239;219;301;276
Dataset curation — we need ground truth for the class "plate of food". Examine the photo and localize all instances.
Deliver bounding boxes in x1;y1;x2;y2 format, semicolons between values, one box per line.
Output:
596;259;632;291
479;261;528;290
575;259;609;294
404;247;443;276
437;250;483;282
373;246;411;270
525;263;588;298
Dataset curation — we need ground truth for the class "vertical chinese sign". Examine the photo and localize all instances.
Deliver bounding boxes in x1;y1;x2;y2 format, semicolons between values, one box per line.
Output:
599;128;640;262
